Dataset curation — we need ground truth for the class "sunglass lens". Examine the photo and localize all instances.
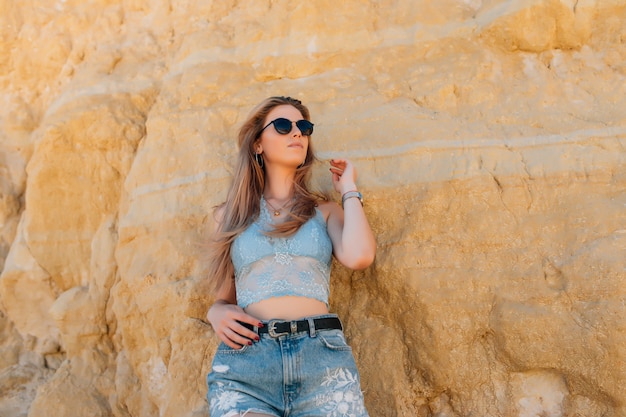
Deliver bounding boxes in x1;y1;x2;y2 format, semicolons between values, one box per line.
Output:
272;118;293;134
296;120;314;136
269;118;314;136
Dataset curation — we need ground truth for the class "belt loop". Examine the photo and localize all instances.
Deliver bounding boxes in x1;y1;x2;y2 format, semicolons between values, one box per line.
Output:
307;317;316;337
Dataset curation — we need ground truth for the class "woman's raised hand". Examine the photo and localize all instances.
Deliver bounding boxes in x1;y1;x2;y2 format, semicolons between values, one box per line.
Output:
329;158;358;194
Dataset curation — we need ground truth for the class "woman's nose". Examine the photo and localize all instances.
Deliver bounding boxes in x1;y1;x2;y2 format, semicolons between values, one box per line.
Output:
291;122;302;137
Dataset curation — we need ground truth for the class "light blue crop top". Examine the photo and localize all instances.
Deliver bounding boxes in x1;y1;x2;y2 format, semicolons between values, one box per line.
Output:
231;197;333;309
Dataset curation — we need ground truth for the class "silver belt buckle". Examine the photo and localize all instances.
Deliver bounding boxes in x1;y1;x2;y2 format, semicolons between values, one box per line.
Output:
268;320;289;338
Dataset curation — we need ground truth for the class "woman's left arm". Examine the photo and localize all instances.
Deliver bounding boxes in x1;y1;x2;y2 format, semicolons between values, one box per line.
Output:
326;158;376;270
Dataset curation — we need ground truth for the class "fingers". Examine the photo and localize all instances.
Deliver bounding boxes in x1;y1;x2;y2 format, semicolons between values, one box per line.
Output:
329;159;347;176
222;314;261;348
330;158;347;167
233;312;264;341
220;324;259;350
329;159;357;189
236;311;264;328
209;303;263;349
329;159;347;172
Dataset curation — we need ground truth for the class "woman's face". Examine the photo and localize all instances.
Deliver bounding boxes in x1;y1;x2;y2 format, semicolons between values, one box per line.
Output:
255;104;309;169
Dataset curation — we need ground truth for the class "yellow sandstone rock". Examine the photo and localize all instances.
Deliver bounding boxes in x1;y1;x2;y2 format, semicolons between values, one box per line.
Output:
0;1;625;416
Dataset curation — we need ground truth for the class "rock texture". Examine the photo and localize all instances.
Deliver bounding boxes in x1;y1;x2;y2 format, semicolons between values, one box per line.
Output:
0;1;625;416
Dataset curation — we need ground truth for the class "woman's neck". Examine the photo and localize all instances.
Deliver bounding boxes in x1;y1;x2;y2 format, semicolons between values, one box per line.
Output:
263;166;296;200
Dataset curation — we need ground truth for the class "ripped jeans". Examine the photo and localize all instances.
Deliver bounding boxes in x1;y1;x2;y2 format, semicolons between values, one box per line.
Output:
207;314;369;417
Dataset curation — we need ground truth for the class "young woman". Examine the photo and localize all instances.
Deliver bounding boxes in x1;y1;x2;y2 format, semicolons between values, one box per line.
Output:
205;96;376;417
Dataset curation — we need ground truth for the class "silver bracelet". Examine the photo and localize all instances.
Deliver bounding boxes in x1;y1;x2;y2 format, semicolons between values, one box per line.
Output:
341;190;363;208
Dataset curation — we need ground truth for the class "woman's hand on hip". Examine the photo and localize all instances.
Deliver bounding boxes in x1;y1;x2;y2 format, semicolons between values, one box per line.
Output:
207;300;263;349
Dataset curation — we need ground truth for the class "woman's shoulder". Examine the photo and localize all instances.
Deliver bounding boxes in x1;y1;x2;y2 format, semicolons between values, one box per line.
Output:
315;199;341;223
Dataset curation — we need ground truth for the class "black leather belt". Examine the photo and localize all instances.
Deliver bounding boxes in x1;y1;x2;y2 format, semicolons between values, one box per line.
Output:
241;317;342;338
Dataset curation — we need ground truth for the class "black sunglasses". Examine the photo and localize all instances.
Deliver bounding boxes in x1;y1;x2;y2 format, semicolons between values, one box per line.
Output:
260;118;314;137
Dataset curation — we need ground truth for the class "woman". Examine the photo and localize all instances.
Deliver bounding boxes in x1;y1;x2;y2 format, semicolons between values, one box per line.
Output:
206;96;376;417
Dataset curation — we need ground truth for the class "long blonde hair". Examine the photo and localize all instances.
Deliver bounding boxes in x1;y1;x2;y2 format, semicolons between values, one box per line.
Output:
207;96;325;294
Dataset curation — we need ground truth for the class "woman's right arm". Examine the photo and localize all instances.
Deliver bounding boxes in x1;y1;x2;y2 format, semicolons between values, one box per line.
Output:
206;206;263;349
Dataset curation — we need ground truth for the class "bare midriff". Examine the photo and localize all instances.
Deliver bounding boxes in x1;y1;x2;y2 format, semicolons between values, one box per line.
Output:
244;296;329;321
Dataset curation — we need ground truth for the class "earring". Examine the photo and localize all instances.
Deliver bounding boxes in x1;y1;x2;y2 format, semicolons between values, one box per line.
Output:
255;153;264;168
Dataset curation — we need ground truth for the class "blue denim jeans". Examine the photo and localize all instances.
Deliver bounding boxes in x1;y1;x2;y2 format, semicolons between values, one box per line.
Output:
207;314;369;417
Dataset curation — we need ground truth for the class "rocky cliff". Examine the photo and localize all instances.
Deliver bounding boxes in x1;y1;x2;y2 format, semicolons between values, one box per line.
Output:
0;1;625;416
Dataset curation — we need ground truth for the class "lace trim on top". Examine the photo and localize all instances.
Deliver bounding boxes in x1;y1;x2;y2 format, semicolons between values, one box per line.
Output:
231;197;333;309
